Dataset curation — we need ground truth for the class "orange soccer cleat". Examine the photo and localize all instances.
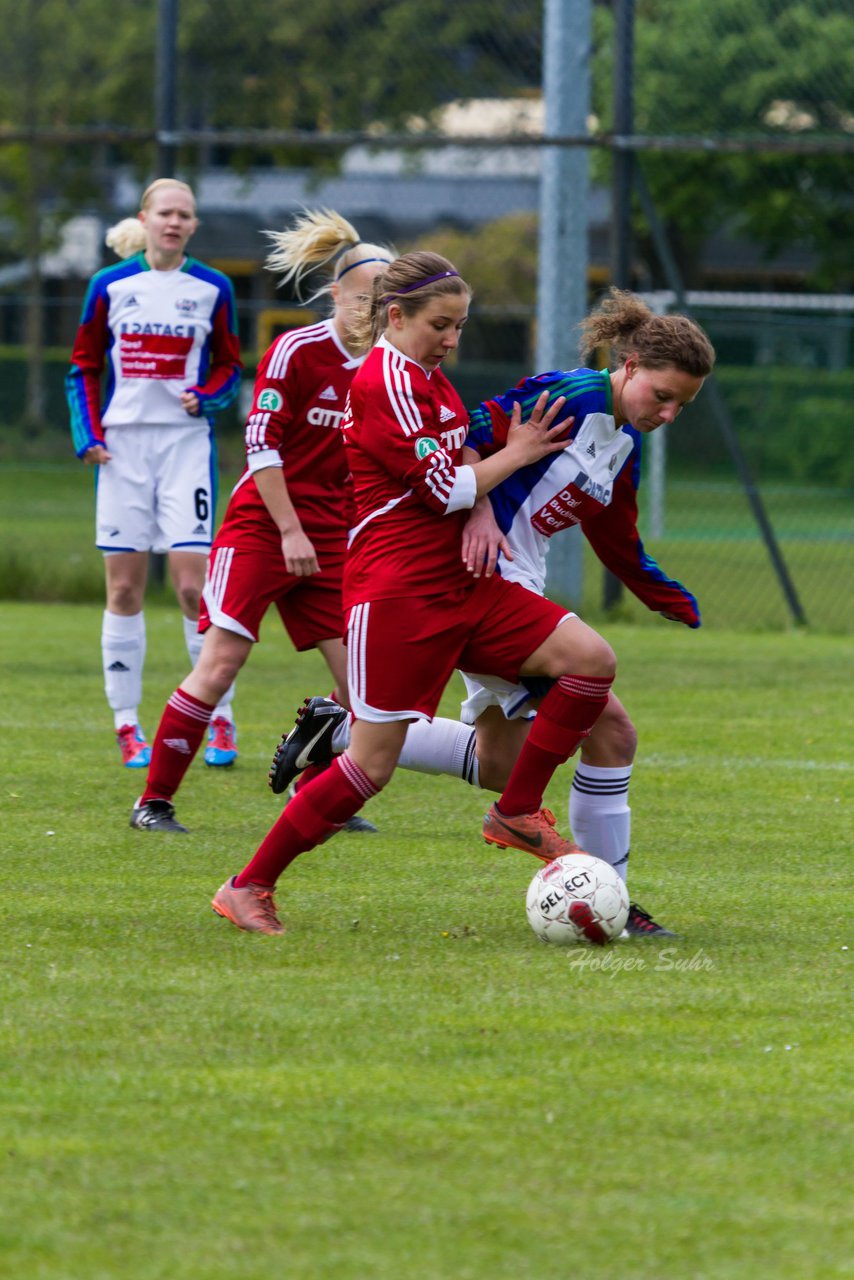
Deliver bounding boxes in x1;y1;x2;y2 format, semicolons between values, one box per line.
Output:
211;877;285;935
482;803;587;864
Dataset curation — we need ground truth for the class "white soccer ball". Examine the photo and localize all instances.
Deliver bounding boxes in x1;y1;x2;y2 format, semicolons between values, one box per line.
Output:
526;853;629;946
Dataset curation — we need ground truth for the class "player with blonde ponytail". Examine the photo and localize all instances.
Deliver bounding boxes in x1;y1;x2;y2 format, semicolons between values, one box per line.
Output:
104;217;147;260
67;178;242;770
127;209;393;834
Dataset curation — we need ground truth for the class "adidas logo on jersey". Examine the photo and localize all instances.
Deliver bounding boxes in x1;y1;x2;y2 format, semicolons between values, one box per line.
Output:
107;660;130;672
586;441;597;458
164;737;192;754
319;385;339;401
124;295;140;309
193;524;207;535
439;405;456;423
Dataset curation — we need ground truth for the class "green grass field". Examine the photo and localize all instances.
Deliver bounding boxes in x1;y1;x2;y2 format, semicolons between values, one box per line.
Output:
1;603;851;1279
2;461;851;634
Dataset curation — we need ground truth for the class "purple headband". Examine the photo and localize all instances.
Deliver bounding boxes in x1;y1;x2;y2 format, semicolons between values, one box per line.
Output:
336;255;390;281
381;270;461;303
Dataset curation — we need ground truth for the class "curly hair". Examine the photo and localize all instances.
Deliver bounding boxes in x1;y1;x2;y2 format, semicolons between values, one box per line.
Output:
579;288;715;377
104;217;146;260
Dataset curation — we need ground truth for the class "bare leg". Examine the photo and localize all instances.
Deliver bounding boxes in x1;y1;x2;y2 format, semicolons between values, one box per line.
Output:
316;636;349;708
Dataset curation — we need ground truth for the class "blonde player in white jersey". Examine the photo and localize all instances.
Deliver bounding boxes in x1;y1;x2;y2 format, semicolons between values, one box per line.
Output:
66;179;242;769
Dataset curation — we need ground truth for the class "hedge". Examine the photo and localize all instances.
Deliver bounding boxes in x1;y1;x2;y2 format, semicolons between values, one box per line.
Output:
1;351;851;488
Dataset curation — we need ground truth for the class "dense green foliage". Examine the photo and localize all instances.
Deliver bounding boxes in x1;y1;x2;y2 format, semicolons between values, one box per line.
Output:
1;605;851;1278
0;0;850;286
669;366;854;487
4;354;851;487
592;0;854;289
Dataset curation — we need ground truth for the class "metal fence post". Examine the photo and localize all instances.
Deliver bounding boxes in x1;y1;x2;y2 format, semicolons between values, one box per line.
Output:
539;0;592;608
151;0;179;591
604;0;635;612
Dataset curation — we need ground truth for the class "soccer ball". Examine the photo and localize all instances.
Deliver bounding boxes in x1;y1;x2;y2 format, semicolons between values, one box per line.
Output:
525;854;629;946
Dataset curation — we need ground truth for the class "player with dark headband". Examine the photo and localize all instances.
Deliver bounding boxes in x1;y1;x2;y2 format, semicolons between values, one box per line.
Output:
127;208;393;834
212;250;624;937
270;287;716;937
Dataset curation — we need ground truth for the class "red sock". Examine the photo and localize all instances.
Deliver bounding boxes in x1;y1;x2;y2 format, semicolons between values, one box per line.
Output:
141;687;215;803
498;674;613;816
235;753;379;887
293;760;331;792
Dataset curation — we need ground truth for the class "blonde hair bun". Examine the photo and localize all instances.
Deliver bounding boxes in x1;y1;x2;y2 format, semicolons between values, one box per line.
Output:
105;218;147;260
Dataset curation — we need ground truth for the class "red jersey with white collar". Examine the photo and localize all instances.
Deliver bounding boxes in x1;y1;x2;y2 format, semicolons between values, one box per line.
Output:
224;320;361;542
342;337;476;608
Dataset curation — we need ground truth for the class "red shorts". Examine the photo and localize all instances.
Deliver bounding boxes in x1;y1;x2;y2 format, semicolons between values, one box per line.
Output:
199;528;345;649
346;576;569;721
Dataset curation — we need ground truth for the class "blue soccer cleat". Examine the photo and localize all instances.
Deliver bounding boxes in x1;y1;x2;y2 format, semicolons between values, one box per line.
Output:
204;716;238;767
116;723;151;769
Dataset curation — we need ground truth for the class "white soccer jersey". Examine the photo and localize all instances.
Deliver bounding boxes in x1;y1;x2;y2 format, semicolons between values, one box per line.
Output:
67;254;241;453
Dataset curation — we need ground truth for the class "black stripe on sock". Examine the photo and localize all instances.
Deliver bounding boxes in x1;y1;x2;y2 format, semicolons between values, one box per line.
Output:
463;732;478;786
571;777;630;796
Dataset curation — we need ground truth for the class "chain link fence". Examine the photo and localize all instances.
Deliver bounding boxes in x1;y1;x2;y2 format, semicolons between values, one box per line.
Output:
0;0;851;631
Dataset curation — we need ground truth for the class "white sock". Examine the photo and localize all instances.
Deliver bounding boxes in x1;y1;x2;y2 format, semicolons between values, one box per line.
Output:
103;610;146;729
569;763;633;882
183;615;234;722
398;717;480;786
331;716;350;754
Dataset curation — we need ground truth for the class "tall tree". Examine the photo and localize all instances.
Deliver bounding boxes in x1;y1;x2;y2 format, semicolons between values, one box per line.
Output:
592;0;853;288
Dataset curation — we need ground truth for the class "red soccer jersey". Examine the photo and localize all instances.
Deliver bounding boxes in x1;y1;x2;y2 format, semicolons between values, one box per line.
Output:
224;320;361;543
342;337;475;608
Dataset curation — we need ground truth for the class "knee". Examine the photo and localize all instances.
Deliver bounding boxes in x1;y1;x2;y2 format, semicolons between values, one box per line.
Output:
356;744;403;791
372;766;396;791
176;583;202;618
191;645;245;699
594;639;617;681
207;653;243;692
362;759;397;791
567;635;617;681
106;582;141;615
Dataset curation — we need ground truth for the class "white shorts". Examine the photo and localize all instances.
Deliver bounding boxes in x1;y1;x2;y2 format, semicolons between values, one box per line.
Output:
459;671;538;724
96;423;216;555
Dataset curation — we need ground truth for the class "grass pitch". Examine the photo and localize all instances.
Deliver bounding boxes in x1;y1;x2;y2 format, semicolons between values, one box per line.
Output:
2;461;853;634
1;604;852;1279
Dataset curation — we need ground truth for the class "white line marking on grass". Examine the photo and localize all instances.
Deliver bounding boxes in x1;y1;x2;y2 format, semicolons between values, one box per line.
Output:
643;754;852;773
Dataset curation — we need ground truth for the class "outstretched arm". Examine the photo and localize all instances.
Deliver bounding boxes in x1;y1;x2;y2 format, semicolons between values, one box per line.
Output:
582;454;701;627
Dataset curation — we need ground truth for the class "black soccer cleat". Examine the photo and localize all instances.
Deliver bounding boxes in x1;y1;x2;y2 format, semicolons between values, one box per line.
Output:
624;901;677;938
342;812;379;835
268;696;348;795
129;798;189;834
